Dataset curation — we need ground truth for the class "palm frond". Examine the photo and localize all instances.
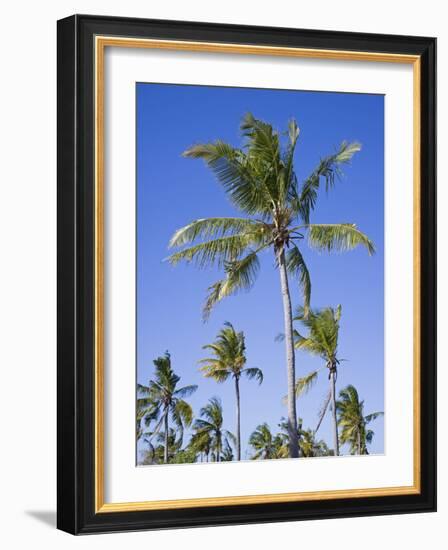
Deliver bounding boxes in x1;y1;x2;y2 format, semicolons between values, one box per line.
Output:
297;141;361;223
174;384;198;398
224;430;237;446
295;370;319;397
202;250;261;319
183;139;272;214
285;244;311;315
199;364;231;383
306;223;375;255
243;367;264;384
168;217;263;248
364;411;384;423
173;399;194;428
294;334;324;355
136;383;150;396
166;234;252;269
143;411;167;443
240;112;281;175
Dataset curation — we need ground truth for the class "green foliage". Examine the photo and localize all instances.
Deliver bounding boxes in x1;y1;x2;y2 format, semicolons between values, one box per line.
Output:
192;397;236;462
137;352;198;457
285;244;311;315
294;370;319;397
170;447;198;464
137;113;379;464
336;384;383;454
168;113;372;318
297;141;362;223
199;322;263;384
306;223;375;255
140;428;183;465
293;305;342;363
249;423;285;460
249;418;332;460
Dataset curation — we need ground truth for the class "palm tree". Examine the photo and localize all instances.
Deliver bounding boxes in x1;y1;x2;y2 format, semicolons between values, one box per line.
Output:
199;322;263;460
292;305;344;456
137;352;198;463
192;397;235;462
189;429;212;463
336;385;383;454
220;441;235;462
277;417;331;458
299;428;332;457
167;113;374;457
142;427;182;464
249;423;284;459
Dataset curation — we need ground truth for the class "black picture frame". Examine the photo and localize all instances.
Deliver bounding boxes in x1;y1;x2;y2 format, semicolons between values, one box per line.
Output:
57;14;436;535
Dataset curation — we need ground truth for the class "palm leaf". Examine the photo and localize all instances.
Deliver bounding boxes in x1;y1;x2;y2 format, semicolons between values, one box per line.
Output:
199;364;231;383
285;244;311;315
174;384;198;398
202;249;262;319
364;411;384;423
183;140;271;214
297;141;361;223
295;370;319;397
168;217;262;248
306;223;375;255
294;334;324;355
243;367;263;384
166;234;252;269
173;399;194;430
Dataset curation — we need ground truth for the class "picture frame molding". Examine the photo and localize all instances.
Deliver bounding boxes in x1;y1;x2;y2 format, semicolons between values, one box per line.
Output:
57;14;436;534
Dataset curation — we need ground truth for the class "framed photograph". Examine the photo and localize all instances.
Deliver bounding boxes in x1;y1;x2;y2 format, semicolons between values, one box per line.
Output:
57;14;436;534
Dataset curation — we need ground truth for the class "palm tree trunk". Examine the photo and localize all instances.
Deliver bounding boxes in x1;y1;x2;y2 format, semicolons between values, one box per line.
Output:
277;248;299;458
163;411;169;464
216;439;221;463
357;427;362;455
235;376;241;461
329;370;339;456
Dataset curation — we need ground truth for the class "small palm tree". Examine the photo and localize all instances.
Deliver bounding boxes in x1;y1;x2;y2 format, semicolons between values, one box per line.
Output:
189;429;212;463
292;306;343;456
249;423;284;460
143;427;182;464
336;385;383;454
277;417;331;458
200;322;263;460
168;113;374;457
137;352;198;463
220;441;235;462
192;397;235;462
299;427;332;457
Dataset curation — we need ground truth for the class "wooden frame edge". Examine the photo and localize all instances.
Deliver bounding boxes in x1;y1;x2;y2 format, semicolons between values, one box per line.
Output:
93;36;422;514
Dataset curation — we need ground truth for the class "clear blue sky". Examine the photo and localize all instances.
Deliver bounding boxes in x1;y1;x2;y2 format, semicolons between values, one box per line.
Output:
136;83;384;461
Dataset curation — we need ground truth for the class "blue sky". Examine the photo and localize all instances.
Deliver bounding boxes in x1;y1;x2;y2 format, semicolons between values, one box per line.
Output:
136;83;384;461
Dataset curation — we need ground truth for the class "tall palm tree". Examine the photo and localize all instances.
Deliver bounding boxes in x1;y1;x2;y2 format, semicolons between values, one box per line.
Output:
167;113;374;457
336;385;383;454
292;305;343;456
249;423;284;460
199;322;263;461
137;352;198;463
192;397;235;462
